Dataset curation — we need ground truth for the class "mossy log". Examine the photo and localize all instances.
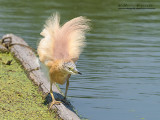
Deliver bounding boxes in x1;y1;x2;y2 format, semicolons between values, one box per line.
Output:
1;34;80;120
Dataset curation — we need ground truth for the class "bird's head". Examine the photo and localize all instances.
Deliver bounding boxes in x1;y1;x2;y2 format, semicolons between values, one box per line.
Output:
63;61;82;75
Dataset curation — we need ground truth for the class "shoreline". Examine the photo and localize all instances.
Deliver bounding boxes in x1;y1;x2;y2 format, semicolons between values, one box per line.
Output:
0;34;80;120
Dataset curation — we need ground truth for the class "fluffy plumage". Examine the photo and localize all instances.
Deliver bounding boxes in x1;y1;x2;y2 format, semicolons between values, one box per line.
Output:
37;13;90;107
38;13;90;64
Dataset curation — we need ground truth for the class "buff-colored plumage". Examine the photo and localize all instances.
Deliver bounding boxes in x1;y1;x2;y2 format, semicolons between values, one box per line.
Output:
37;13;90;108
38;13;90;64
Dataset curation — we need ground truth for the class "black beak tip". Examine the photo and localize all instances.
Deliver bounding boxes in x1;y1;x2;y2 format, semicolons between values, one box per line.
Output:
78;72;82;75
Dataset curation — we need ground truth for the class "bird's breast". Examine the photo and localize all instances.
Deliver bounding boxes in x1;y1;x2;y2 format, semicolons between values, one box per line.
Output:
52;71;69;85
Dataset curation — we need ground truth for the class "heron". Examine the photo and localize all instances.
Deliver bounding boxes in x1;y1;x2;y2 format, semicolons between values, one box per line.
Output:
37;13;90;109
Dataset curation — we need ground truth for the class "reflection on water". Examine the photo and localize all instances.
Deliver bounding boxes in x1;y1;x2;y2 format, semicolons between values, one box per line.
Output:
1;0;160;120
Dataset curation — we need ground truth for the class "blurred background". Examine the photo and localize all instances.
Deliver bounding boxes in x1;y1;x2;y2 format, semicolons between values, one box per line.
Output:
1;0;160;120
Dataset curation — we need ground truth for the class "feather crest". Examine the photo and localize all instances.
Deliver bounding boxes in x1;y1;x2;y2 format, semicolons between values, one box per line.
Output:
38;13;90;64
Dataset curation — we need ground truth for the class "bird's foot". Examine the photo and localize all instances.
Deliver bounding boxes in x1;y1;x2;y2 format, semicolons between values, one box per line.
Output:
64;97;67;100
61;97;71;105
61;97;66;103
49;100;61;109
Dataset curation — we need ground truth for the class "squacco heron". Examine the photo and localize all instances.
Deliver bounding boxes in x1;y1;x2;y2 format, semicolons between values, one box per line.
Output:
37;13;90;109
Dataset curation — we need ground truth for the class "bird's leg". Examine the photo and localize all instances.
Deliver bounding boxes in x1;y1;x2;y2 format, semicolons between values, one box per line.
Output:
49;82;61;109
64;79;69;100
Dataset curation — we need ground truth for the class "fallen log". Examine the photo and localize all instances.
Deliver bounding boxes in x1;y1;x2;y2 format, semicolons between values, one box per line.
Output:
1;34;80;120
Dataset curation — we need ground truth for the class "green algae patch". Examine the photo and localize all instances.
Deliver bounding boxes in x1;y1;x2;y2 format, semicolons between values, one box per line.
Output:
0;52;58;120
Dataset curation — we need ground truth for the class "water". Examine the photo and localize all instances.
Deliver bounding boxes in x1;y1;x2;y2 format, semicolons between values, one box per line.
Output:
1;0;160;120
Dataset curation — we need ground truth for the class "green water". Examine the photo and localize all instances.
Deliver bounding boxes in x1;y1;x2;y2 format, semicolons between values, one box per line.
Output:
1;0;160;120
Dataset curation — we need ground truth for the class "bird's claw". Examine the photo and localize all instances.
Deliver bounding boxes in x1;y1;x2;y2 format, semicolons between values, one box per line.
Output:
49;100;61;109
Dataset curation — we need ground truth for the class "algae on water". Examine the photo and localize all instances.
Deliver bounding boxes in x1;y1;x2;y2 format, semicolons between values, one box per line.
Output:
0;53;58;120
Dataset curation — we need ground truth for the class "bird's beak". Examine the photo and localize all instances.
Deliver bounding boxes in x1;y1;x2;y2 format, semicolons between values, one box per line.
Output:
78;71;82;75
74;68;82;75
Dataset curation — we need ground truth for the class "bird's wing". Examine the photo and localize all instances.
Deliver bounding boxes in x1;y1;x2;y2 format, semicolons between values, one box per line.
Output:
38;13;60;63
38;13;90;64
57;15;90;62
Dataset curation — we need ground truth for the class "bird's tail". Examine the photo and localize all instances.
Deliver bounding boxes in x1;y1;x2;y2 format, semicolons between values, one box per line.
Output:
38;13;90;64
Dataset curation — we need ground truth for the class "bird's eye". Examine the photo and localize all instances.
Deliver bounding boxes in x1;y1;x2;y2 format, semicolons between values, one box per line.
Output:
68;67;72;70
